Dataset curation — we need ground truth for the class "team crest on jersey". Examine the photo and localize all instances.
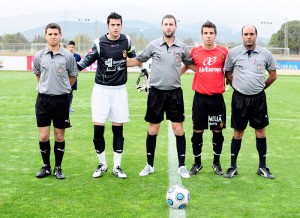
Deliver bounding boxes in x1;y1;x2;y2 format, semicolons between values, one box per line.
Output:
221;54;225;60
257;64;262;70
58;67;64;74
175;55;181;63
122;50;127;58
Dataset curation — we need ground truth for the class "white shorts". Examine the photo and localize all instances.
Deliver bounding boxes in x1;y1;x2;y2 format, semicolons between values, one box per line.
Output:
91;84;129;123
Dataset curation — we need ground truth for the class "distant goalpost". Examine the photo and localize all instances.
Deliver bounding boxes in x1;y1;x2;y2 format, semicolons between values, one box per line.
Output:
30;43;47;54
266;47;290;56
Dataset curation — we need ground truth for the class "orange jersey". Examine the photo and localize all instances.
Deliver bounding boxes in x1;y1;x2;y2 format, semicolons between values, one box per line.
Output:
191;45;228;95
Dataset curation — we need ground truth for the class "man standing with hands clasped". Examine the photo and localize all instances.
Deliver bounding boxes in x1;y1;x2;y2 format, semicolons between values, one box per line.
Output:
223;25;278;179
33;23;78;180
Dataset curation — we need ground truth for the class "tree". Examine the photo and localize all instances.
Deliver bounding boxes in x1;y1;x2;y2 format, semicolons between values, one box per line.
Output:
73;33;92;53
226;41;238;49
31;35;47;43
269;20;300;55
2;32;28;43
183;38;194;46
129;33;148;54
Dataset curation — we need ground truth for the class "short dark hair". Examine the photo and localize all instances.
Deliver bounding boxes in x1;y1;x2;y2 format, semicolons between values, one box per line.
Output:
201;20;217;34
241;25;257;34
162;14;177;26
45;23;61;34
68;40;76;46
107;12;122;25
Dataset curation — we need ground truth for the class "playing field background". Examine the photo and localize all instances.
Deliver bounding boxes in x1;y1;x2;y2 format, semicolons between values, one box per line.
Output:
0;71;299;217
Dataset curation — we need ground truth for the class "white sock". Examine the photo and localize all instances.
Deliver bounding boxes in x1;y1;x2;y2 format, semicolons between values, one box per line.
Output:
114;152;122;169
97;151;107;166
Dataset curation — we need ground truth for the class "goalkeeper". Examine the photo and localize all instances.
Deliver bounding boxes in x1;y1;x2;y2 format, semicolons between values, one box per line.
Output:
127;14;194;179
77;12;137;179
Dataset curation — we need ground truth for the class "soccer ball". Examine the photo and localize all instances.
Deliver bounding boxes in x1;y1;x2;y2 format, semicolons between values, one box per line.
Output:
166;185;190;209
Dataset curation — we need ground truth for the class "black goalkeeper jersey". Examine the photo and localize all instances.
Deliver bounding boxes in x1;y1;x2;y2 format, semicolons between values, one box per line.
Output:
78;33;136;86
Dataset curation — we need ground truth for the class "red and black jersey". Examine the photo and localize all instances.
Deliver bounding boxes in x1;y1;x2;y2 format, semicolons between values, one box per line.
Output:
191;45;228;95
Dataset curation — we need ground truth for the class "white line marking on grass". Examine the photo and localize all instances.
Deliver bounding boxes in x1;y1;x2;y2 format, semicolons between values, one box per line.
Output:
168;121;186;218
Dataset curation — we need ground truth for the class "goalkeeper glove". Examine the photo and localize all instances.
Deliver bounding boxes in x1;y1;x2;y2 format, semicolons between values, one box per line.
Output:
136;69;149;93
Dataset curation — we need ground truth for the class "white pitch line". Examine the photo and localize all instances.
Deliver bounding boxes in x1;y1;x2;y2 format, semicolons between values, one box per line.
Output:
168;121;186;218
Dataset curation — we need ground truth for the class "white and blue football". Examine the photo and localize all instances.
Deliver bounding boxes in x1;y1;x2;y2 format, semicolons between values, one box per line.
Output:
166;185;190;209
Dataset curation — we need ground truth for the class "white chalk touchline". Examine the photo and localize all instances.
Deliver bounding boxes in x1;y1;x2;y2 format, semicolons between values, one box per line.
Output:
168;121;186;218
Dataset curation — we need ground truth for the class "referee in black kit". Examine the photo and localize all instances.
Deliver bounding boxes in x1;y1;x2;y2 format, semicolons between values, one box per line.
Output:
33;23;78;180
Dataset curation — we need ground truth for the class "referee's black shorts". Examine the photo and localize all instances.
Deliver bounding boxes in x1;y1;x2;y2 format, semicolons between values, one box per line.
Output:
231;90;269;130
145;87;185;124
35;93;71;129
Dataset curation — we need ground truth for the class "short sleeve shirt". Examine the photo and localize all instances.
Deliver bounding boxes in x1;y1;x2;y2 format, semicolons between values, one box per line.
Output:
33;46;78;95
224;45;278;95
137;37;193;90
191;45;228;95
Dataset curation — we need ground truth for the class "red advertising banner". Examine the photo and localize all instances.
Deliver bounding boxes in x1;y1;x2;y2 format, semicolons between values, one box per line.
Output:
27;56;34;71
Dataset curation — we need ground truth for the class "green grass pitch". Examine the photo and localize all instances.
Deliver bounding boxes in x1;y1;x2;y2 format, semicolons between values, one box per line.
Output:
0;71;299;217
